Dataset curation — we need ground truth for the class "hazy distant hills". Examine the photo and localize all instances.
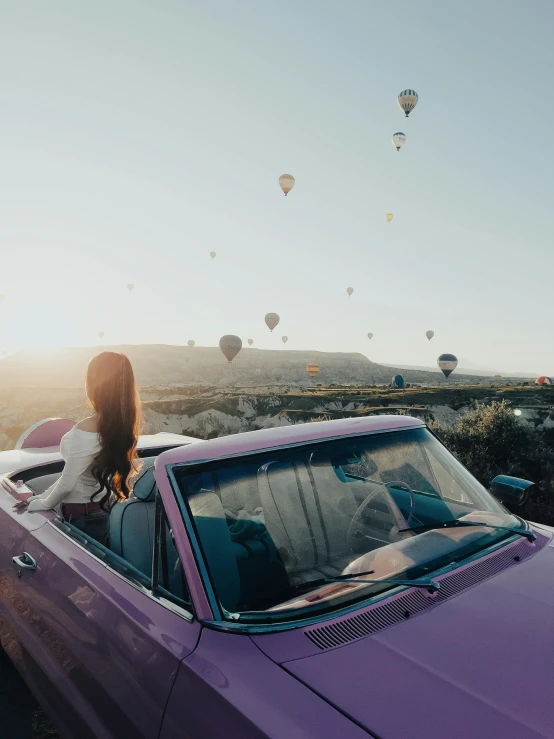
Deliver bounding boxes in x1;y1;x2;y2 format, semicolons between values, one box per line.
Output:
0;344;515;389
381;361;536;379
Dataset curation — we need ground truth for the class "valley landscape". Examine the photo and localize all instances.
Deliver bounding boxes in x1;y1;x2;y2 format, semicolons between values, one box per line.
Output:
0;344;547;450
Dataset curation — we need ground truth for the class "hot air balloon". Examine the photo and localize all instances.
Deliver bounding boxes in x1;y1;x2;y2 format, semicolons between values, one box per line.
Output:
306;363;320;378
210;251;216;260
0;294;4;303
536;376;553;386
391;374;405;389
265;312;280;331
282;336;288;344
386;214;394;223
398;89;419;117
188;340;195;348
279;174;295;196
437;353;458;378
426;330;434;341
127;283;134;292
248;339;254;346
367;333;373;340
219;335;242;363
493;374;502;383
272;368;284;382
346;287;354;297
392;132;406;151
98;331;104;338
255;368;262;375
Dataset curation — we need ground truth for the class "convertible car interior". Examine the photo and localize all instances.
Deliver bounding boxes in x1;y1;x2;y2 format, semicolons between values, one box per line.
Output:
14;438;475;615
11;447;184;582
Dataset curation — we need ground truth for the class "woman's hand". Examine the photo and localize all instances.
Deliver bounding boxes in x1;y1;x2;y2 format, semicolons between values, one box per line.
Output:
13;499;30;511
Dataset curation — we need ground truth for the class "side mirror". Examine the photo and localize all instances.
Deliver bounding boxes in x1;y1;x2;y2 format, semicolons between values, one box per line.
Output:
490;475;534;507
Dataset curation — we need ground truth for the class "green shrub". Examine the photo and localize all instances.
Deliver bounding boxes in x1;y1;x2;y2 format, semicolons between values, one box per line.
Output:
430;401;554;526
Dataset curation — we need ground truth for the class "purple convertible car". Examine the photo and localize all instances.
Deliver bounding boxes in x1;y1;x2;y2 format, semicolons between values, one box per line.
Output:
1;415;553;739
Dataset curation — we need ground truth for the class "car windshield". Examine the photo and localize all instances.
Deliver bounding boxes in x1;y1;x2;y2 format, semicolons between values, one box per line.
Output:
172;428;523;623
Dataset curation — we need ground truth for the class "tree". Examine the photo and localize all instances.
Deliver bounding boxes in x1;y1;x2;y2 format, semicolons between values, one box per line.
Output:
430;402;554;525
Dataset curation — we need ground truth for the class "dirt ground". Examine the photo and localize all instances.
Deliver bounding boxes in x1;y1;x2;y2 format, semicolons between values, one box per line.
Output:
0;650;59;738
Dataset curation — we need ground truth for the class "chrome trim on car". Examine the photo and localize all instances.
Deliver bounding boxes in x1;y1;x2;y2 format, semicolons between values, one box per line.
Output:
12;552;37;570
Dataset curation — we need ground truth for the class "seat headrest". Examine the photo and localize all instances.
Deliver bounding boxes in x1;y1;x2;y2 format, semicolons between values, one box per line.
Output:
133;464;205;503
132;463;156;502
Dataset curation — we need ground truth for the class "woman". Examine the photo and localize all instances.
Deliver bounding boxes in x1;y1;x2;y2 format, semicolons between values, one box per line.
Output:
14;351;141;546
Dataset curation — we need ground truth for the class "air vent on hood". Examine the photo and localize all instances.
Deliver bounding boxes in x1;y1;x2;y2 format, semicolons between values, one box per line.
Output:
305;536;544;651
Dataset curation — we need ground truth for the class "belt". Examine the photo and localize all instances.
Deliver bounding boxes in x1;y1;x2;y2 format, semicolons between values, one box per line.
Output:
61;501;104;516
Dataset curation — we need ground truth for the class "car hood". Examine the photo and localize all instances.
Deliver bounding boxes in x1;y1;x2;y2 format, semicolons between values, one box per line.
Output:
283;536;554;739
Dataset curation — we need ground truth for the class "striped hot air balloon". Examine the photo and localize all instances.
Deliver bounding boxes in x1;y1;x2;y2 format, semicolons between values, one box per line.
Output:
306;363;320;378
536;376;553;386
437;353;458;378
398;89;419;117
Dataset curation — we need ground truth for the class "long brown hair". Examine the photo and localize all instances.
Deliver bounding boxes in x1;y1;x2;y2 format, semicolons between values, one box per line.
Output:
87;352;141;508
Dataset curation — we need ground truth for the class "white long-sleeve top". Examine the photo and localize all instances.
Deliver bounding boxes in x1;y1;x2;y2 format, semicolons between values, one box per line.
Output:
27;427;103;512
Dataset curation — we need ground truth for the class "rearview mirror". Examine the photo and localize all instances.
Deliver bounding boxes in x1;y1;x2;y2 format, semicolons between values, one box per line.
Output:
490;475;534;507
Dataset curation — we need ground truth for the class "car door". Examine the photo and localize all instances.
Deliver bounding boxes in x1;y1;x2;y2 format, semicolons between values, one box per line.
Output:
0;491;201;739
0;482;48;672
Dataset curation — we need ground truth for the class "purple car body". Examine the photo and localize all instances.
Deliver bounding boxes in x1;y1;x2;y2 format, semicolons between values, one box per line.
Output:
0;417;553;739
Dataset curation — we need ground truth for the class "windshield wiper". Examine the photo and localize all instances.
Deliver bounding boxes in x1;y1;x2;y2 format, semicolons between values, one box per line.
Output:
279;569;440;600
279;569;378;597
399;519;536;543
323;574;440;594
230;570;439;621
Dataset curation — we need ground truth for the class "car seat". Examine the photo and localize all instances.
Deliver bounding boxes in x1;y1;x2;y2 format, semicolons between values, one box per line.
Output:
308;450;369;562
188;488;242;612
110;458;157;577
258;460;334;582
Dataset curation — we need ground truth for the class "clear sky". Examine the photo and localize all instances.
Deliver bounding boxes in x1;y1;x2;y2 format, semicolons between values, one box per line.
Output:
0;0;552;374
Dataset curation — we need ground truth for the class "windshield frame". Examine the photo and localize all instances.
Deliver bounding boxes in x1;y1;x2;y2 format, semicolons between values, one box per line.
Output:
166;425;529;630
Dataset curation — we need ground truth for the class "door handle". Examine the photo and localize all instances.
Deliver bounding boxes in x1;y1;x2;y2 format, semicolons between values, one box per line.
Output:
12;552;37;571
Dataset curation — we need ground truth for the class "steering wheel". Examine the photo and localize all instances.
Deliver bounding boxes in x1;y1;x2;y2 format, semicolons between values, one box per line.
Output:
346;480;416;555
